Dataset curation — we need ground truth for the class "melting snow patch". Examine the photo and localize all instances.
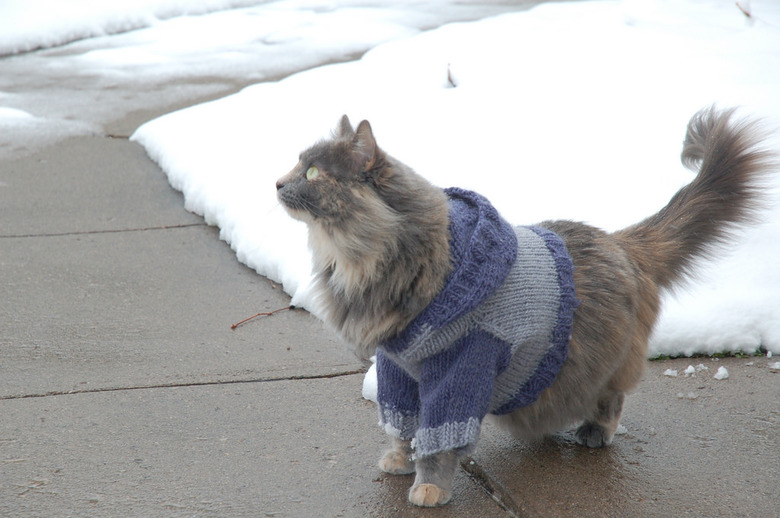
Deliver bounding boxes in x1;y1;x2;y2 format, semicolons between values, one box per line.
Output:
713;366;729;380
361;356;378;403
0;107;34;120
677;392;698;400
663;369;678;377
615;424;628;435
768;362;780;372
683;365;696;377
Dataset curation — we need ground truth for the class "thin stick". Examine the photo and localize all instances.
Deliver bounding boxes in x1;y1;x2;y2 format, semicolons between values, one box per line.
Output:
231;305;295;330
736;1;751;18
447;63;458;88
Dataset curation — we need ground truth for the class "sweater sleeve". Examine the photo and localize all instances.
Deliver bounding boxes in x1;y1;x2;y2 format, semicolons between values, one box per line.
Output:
414;329;510;457
376;350;421;440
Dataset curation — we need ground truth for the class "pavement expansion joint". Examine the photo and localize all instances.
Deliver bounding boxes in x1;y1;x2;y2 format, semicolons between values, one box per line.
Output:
1;368;367;401
0;222;207;239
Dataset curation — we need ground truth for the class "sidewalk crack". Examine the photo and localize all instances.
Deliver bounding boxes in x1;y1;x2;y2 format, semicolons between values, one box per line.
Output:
460;456;526;517
1;369;366;400
0;223;207;239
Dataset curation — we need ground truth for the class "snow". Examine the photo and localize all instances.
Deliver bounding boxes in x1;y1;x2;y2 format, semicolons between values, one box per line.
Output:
132;0;780;358
0;107;34;120
713;366;730;380
0;1;271;56
2;0;780;360
769;362;780;372
0;1;521;162
663;369;678;378
682;364;709;377
362;357;378;404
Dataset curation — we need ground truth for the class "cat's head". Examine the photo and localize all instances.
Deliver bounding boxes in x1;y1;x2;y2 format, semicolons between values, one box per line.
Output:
276;115;387;226
275;116;451;350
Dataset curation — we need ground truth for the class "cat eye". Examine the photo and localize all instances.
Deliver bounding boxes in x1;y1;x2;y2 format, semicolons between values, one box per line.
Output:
306;166;319;180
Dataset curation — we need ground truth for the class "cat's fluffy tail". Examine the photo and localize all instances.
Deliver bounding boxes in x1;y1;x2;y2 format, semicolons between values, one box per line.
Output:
614;106;774;290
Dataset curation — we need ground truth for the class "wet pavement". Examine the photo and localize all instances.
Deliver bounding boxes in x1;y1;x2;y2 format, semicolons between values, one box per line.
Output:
1;3;778;516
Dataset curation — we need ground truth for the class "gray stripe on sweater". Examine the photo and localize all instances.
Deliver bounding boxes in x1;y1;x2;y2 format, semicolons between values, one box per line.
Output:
396;316;476;370
380;407;420;440
484;226;561;411
390;226;562;414
412;416;482;456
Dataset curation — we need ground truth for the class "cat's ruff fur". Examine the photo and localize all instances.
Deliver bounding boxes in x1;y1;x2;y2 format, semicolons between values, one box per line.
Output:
276;108;773;507
277;116;451;358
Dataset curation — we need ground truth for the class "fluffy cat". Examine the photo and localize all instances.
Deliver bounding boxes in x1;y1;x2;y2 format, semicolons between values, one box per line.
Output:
276;108;772;507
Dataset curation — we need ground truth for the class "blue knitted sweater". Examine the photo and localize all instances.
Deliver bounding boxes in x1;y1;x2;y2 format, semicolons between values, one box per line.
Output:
376;188;577;457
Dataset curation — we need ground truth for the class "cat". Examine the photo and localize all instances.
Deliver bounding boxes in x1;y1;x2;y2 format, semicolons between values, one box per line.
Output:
275;108;772;507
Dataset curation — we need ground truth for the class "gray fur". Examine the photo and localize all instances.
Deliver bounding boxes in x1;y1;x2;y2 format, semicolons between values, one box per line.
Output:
277;109;774;507
410;449;458;506
276;116;451;358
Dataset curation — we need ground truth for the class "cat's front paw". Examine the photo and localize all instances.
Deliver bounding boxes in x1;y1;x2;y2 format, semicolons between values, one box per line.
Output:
409;483;451;507
378;450;415;475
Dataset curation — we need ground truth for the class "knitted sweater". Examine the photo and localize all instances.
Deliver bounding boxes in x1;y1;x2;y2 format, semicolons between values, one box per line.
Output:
376;187;577;458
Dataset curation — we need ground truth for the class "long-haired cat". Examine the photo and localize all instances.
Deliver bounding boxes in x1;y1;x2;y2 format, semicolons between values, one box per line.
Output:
276;108;772;507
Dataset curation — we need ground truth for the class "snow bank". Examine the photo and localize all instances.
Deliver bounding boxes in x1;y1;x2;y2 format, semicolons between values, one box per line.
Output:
0;1;523;163
0;0;271;56
133;0;780;356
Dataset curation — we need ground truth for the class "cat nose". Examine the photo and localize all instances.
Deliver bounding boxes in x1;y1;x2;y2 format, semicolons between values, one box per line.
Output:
276;179;285;191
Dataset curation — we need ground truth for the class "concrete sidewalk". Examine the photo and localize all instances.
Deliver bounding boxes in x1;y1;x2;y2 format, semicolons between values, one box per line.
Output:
1;11;778;518
0;133;510;517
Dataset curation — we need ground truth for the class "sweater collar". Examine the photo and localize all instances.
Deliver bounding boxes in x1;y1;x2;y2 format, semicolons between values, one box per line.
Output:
382;187;517;353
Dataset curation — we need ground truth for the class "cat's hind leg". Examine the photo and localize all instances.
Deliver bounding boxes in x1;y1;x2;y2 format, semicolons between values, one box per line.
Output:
575;391;625;448
378;436;416;475
576;325;647;448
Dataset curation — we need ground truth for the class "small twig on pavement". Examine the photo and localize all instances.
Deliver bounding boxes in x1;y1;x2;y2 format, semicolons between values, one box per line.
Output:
231;305;296;330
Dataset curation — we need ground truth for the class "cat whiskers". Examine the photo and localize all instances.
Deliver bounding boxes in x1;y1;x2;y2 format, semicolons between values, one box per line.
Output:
278;193;320;222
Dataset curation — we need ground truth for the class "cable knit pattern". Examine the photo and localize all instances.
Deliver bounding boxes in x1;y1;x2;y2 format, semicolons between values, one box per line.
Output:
377;188;577;458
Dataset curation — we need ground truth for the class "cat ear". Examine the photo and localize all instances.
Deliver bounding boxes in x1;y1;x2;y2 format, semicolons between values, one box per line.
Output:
353;120;377;170
338;114;354;138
